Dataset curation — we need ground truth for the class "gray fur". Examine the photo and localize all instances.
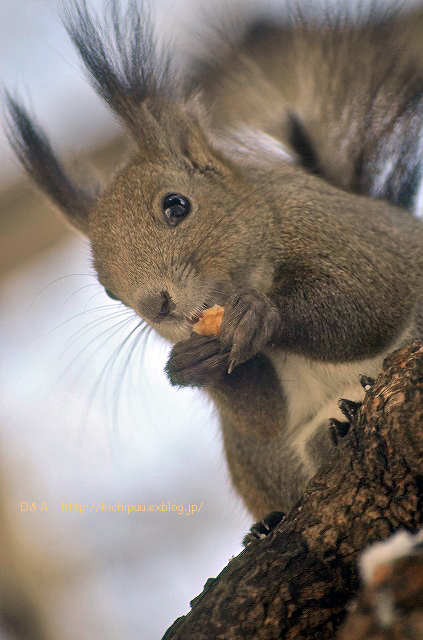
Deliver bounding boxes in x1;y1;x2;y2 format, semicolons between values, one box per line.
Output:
5;2;423;518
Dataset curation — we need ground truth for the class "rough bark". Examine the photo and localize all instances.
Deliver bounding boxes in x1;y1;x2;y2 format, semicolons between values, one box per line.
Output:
163;340;423;640
338;552;423;639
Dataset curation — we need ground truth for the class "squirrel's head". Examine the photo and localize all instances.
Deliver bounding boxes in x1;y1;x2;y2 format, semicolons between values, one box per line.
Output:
83;102;276;342
6;0;285;343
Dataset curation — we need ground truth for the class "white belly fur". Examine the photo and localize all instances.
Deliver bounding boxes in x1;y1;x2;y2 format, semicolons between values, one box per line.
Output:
264;328;412;472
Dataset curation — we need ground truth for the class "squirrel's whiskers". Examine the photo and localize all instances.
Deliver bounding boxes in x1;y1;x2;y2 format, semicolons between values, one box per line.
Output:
6;0;423;519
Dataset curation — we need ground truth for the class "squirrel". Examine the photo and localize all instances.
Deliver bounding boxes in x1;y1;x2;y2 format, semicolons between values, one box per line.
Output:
5;1;423;522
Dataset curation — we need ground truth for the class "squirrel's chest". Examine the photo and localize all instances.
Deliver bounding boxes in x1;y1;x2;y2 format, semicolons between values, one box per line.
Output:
216;348;389;516
264;349;384;465
271;352;366;426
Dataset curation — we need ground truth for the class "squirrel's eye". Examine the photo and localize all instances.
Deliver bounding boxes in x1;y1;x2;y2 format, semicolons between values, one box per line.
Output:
163;193;191;226
105;289;120;301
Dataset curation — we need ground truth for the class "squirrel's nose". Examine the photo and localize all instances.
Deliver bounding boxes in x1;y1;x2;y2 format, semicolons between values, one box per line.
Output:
138;290;175;321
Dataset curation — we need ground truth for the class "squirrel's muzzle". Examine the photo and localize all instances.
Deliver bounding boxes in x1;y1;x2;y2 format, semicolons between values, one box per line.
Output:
138;290;175;322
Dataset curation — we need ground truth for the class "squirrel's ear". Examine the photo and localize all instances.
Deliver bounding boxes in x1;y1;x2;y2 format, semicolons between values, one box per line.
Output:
5;96;95;233
181;122;231;176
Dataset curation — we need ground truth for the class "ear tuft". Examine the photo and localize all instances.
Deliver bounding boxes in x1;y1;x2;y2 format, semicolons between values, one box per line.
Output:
5;94;94;232
64;0;174;133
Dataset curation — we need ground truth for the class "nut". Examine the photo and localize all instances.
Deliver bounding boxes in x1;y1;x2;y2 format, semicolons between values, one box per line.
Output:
192;305;224;336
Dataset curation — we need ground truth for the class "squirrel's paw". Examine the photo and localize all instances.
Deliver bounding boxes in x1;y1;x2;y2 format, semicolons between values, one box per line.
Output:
219;289;280;374
243;511;286;546
329;396;367;445
165;333;229;387
328;417;351;445
329;374;375;444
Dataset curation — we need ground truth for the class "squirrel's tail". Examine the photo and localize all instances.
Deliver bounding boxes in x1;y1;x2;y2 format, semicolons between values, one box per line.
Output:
187;3;423;218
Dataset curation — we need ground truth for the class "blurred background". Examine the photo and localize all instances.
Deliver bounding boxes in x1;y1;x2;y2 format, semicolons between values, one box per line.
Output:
0;1;258;638
0;0;421;639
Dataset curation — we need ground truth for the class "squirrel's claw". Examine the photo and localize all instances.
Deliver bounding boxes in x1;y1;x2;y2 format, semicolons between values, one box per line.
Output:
166;334;229;387
243;511;286;546
338;398;362;422
328;418;351;445
359;374;375;390
227;359;235;375
329;396;363;445
220;289;280;372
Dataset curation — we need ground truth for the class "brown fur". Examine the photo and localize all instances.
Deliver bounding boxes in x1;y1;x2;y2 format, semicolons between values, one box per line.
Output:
6;2;423;519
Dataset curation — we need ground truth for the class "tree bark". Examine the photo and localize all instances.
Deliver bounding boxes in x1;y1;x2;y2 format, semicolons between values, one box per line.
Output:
338;550;423;639
163;340;423;640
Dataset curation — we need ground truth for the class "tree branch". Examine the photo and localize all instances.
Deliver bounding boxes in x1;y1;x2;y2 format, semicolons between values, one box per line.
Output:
164;340;423;640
